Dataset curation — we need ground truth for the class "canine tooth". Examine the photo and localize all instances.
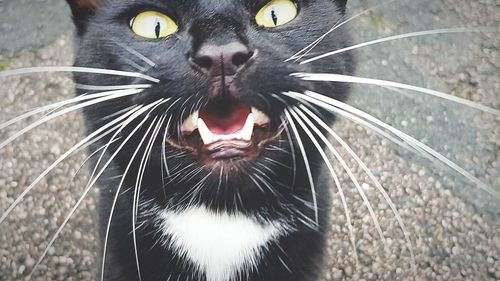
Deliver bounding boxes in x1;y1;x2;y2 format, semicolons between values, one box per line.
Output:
251;108;270;125
180;112;199;134
198;118;214;144
191;111;199;127
241;113;255;141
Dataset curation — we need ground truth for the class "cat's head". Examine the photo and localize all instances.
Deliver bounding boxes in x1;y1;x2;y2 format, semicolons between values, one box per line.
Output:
66;0;353;211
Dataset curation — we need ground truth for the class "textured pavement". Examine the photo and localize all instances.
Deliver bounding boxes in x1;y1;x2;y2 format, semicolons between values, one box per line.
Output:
0;0;499;280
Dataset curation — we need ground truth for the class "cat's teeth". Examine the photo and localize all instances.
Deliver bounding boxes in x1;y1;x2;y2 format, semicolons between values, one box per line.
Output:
184;108;267;145
191;111;199;126
197;118;214;144
252;108;270;126
241;113;254;141
181;111;199;134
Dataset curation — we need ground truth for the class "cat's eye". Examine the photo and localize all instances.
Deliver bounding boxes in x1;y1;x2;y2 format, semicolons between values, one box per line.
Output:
255;0;298;28
130;11;178;39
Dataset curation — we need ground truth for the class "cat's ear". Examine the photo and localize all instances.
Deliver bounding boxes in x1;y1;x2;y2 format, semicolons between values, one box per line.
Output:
66;0;101;34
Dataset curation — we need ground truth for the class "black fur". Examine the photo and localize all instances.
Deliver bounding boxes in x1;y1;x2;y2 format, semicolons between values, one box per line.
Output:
66;0;354;280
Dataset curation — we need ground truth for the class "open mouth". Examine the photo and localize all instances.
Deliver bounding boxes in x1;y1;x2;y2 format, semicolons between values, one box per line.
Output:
175;98;276;161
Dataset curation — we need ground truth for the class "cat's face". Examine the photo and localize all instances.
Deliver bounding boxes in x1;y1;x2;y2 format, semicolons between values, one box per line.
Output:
69;0;352;210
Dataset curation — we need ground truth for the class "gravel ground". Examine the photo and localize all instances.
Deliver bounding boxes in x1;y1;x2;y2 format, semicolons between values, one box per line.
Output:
0;0;499;281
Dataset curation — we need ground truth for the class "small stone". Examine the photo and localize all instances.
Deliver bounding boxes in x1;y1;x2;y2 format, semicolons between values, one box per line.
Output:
25;257;35;268
18;265;26;275
332;268;343;280
50;145;61;155
344;266;353;277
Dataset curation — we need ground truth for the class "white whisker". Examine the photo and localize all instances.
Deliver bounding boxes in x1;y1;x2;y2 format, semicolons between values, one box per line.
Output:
298;105;416;277
290;108;387;250
131;118;160;281
0;89;144;151
131;114;169;281
101;110;167;281
286;90;500;200
75;84;151;91
300;27;498;64
0;66;159;83
123;57;149;72
117;43;157;67
282;110;319;226
293;73;500;116
285;0;396;62
281;92;412;151
285;108;359;263
281;117;297;189
0;89;145;131
71;138;121;183
0;106;141;225
161;116;174;178
28;100;166;278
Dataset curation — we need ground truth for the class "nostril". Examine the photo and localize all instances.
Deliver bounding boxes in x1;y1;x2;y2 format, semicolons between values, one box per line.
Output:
191;55;214;70
232;51;254;67
191;43;254;74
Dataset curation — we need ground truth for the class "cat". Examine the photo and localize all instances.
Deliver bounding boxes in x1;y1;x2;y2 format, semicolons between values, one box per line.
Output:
1;0;498;280
65;0;353;280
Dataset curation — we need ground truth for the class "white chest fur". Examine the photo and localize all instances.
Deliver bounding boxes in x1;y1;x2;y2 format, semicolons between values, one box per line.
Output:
158;206;289;281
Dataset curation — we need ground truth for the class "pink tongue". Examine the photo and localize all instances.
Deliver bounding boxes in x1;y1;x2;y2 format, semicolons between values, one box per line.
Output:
200;103;251;135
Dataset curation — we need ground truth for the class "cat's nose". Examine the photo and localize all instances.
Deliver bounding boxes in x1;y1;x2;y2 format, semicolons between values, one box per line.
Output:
190;42;254;76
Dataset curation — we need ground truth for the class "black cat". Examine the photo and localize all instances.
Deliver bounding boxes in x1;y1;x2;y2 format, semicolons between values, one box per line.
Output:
65;0;354;280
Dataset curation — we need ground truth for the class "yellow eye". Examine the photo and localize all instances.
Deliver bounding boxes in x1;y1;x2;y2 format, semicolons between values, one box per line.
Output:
255;0;298;28
130;11;178;39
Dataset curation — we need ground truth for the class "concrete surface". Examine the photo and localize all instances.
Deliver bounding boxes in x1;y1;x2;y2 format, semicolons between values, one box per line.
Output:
0;0;499;280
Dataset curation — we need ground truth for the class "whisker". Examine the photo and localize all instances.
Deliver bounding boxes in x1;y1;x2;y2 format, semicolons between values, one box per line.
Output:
293;73;500;116
131;112;171;281
300;27;498;64
0;88;145;151
123;57;149;72
286;90;500;200
298;105;416;277
29;100;166;278
248;174;266;194
185;171;212;207
0;66;159;83
101;112;166;281
290;107;387;250
285;108;358;262
280;92;412;151
75;84;152;91
217;165;224;195
282;110;319;226
281;117;297;188
86;104;165;209
0;105;141;225
117;42;157;67
134;115;165;218
0;89;145;131
285;0;396;62
70;138;121;183
132;117;163;281
251;166;273;183
159;98;182;186
98;105;139;123
161;116;174;178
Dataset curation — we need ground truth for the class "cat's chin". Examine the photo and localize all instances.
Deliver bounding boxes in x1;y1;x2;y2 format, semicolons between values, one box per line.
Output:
166;98;283;165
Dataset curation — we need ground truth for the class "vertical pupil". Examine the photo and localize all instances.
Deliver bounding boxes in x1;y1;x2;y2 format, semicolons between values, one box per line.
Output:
271;10;278;25
155;21;161;38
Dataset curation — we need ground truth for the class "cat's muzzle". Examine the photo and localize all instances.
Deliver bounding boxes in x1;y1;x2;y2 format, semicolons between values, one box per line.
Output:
175;98;278;162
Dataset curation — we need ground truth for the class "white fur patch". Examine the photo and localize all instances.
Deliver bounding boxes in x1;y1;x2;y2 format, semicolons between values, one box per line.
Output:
158;206;289;281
